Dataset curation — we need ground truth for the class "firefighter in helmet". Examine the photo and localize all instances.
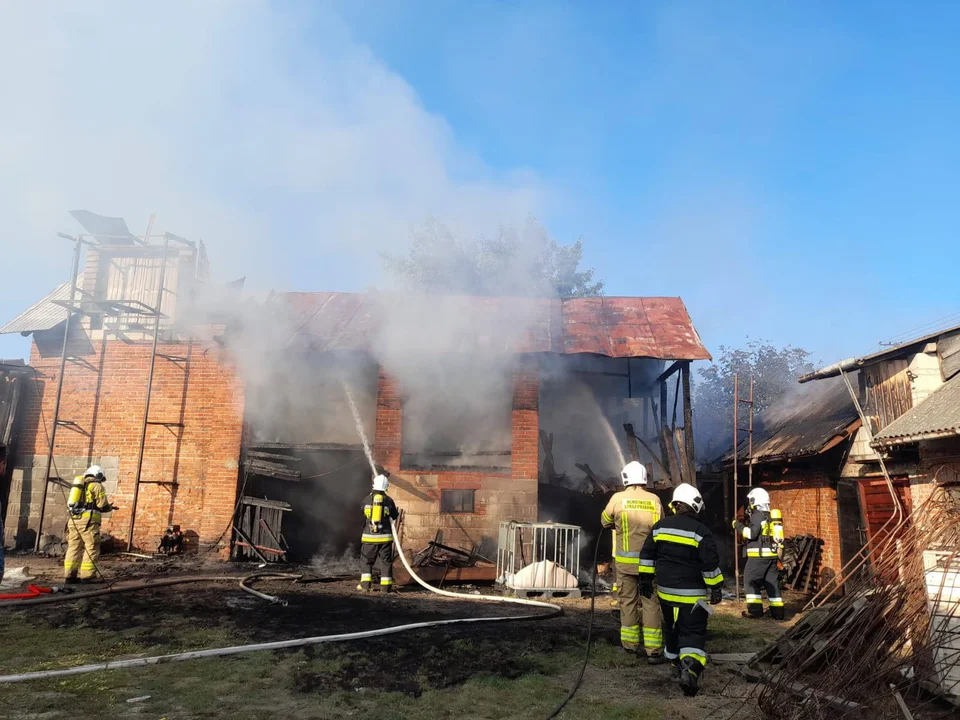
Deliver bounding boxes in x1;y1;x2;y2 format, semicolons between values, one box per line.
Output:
64;465;115;584
600;461;665;662
639;483;724;697
358;472;399;592
733;487;785;620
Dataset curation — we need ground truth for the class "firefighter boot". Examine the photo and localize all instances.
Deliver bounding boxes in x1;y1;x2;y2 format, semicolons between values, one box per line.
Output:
678;658;702;697
671;660;681;683
357;573;372;592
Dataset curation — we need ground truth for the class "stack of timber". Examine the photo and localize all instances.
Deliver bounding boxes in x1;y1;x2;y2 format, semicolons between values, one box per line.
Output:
781;534;823;593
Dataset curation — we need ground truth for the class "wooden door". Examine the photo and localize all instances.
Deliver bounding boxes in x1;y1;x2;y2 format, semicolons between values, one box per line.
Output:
858;477;911;578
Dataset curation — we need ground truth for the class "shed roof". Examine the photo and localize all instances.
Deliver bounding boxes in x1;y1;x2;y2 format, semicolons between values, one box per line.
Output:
280;293;711;360
722;374;861;465
873;374;960;446
0;273;83;335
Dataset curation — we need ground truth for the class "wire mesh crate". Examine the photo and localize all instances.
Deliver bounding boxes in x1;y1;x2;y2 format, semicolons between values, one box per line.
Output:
496;521;582;598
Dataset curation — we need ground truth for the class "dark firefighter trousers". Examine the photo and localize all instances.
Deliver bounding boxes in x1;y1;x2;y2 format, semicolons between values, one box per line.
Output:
660;598;709;676
360;540;396;590
744;558;784;619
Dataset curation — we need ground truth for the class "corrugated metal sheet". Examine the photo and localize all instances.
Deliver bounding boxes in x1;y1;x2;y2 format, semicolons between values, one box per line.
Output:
281;293;711;360
0;273;83;334
873;374;960;445
722;374;861;464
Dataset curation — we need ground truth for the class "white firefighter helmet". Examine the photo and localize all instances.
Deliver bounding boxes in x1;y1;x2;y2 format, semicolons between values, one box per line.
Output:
84;465;105;480
372;474;389;492
747;487;770;510
671;483;704;514
621;461;648;487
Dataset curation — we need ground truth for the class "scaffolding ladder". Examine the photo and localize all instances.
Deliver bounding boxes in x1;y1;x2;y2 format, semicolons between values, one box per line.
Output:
731;374;754;600
34;222;194;552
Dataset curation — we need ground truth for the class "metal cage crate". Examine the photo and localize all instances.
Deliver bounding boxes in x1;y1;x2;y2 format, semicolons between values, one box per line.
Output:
496;521;582;598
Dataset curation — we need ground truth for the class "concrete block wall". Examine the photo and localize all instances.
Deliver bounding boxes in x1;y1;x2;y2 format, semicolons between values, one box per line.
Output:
374;362;540;554
4;455;118;547
12;331;244;551
764;471;842;584
915;438;960;508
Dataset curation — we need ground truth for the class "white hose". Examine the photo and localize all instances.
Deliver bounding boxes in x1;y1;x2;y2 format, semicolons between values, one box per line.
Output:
0;531;561;684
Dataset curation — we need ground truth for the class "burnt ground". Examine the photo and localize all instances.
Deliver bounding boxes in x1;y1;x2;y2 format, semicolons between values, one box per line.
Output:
0;555;784;720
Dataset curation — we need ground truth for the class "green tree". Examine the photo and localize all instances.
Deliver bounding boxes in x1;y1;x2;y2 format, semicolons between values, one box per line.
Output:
381;217;604;298
693;340;815;461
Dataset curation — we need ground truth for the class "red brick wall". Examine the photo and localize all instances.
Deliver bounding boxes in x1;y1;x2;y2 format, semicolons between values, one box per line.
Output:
374;363;539;552
763;471;842;583
18;332;244;550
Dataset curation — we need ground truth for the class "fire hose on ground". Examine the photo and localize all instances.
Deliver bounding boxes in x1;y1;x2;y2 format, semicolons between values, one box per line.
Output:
0;532;571;687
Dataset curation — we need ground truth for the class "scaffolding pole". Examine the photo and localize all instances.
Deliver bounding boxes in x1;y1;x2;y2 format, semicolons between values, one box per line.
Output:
34;235;85;550
126;234;170;551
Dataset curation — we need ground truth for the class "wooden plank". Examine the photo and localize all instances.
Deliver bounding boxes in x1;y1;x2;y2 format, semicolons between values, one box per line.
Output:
681;362;696;468
395;565;496;585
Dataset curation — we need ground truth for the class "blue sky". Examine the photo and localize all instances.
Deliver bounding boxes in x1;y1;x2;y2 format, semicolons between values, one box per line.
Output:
1;1;958;368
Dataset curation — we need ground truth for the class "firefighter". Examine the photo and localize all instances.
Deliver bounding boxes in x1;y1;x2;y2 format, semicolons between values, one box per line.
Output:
600;461;664;662
639;482;723;697
64;465;114;584
733;487;784;620
358;473;399;593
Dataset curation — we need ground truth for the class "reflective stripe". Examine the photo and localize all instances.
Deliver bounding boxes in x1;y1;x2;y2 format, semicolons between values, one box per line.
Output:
745;594;763;604
658;589;706;604
701;567;722;579
680;647;707;666
601;511;613;524
362;534;393;543
664;649;678;660
659;586;707;596
620;625;640;642
652;530;700;547
614;556;640;565
360;573;372;581
769;597;784;607
703;573;724;587
742;527;752;539
380;578;394;586
643;627;663;648
638;565;655;575
746;548;777;557
616;550;642;558
621;513;629;551
639;558;655;568
653;527;703;542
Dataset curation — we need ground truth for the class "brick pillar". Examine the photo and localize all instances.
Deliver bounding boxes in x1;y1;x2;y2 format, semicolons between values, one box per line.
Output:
374;369;402;471
511;363;539;481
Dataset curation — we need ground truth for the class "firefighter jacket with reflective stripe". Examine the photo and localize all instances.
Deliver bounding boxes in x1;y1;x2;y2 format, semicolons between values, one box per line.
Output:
67;478;111;524
601;486;663;572
639;513;724;604
361;492;398;544
742;509;778;558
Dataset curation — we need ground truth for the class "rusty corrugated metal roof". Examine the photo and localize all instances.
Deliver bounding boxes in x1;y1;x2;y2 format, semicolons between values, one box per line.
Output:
0;273;83;335
280;293;711;360
721;374;861;464
873;374;960;446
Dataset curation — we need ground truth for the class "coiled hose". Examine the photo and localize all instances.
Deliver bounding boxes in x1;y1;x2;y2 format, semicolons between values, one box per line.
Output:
0;532;563;684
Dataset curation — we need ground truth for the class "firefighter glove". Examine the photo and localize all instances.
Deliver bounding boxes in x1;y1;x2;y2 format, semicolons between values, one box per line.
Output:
638;576;654;599
733;520;745;535
710;586;723;605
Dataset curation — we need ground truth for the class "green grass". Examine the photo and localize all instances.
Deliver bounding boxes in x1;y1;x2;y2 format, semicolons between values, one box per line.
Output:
0;605;775;719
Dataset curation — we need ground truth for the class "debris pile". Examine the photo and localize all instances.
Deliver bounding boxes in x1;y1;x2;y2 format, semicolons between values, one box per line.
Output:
742;483;960;719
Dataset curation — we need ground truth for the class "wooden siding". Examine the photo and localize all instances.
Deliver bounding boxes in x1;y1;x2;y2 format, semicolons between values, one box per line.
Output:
864;359;913;430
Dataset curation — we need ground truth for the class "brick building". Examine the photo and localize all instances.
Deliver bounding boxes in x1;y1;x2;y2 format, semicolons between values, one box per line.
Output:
1;223;712;559
719;322;960;590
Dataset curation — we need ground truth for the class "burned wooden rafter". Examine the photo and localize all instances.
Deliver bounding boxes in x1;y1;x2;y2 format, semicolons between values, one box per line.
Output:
247;441;364;453
575;463;612;494
244;450;303;463
243;458;302;481
622;423;670;480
